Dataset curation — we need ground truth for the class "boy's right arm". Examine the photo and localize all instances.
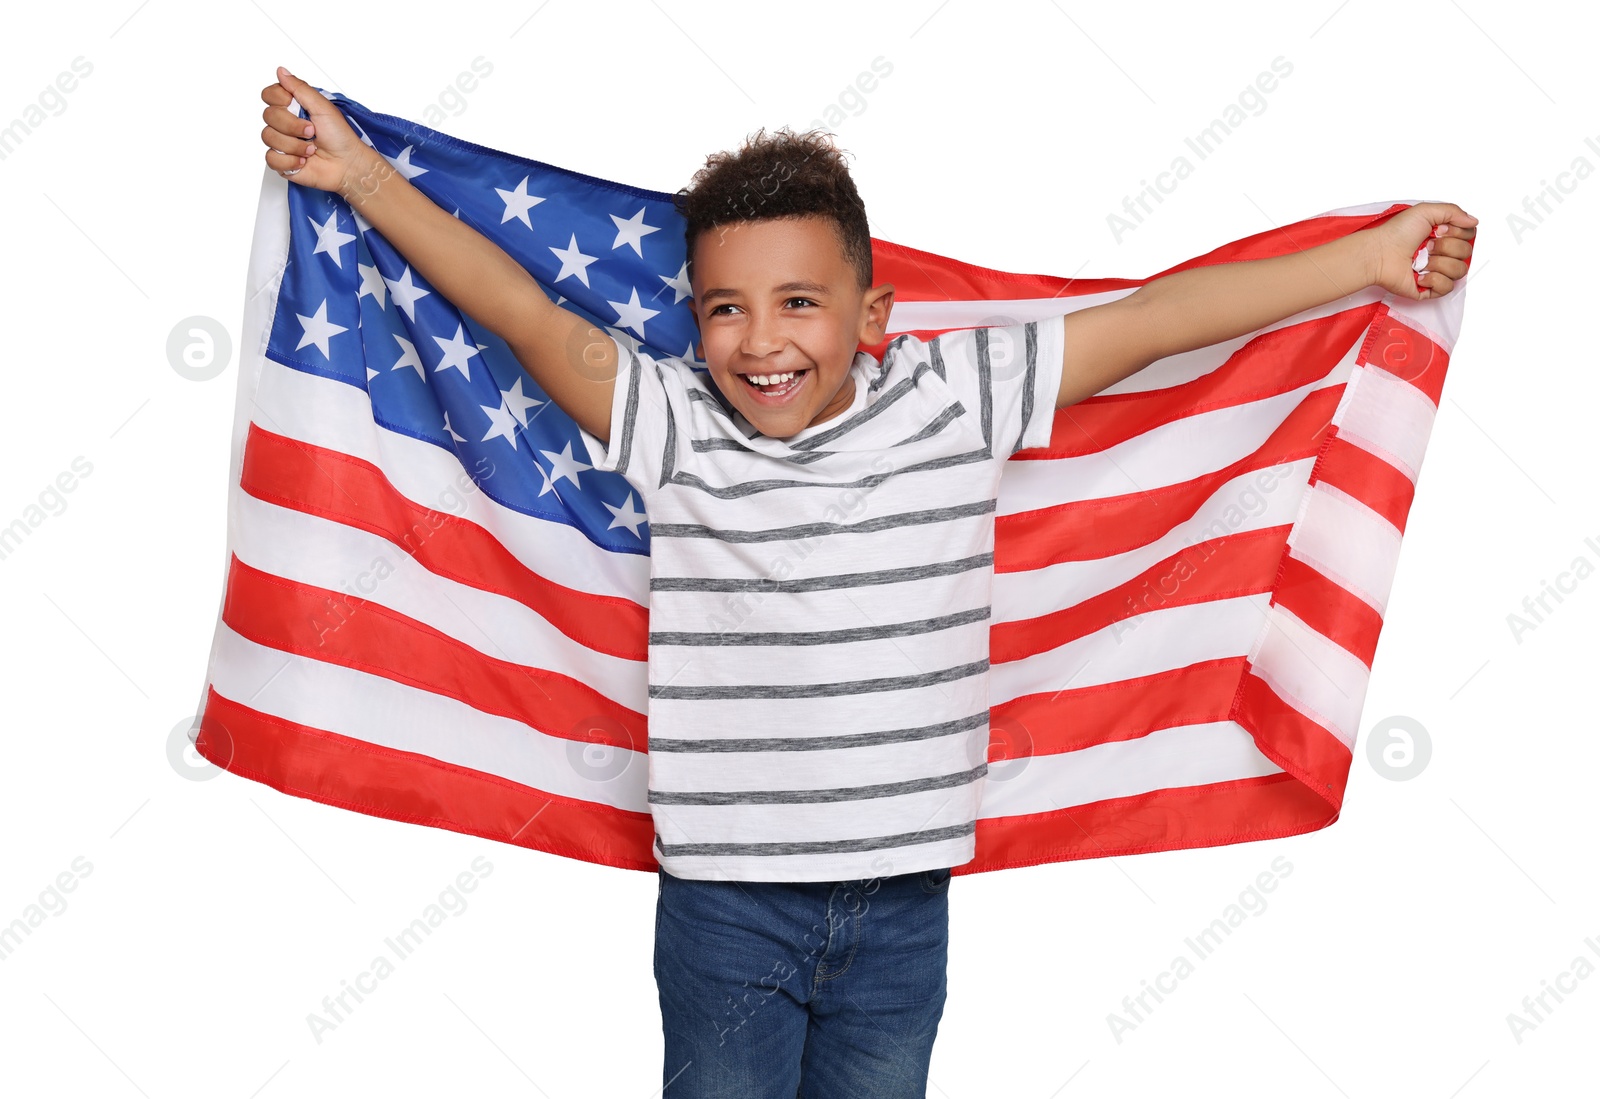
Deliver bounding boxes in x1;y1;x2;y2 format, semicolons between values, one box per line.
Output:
260;68;620;446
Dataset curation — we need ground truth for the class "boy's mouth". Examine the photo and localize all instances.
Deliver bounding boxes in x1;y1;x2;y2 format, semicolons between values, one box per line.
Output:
740;368;810;404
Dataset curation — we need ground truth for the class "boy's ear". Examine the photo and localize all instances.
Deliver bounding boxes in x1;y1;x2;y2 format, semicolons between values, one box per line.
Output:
860;282;895;343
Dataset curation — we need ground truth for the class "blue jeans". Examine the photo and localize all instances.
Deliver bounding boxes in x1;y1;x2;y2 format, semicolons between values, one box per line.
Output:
654;866;951;1098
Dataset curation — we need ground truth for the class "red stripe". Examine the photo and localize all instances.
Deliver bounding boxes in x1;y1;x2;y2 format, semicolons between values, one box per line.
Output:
1356;307;1450;407
1018;306;1379;460
195;687;657;872
993;529;1287;665
966;772;1335;875
221;554;646;752
997;385;1340;573
1313;436;1417;534
1272;555;1385;669
240;422;648;662
1232;672;1353;810
994;659;1250;758
864;205;1410;314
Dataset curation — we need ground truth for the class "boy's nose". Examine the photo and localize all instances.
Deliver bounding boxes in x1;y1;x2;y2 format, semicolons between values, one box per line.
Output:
741;312;784;355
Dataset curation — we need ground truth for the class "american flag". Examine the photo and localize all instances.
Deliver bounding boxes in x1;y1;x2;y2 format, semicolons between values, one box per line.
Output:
194;90;1465;875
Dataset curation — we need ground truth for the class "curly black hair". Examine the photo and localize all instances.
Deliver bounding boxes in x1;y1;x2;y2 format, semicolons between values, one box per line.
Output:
673;126;872;293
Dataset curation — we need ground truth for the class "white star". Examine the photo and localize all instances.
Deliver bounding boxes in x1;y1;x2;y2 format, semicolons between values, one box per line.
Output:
549;233;599;288
660;261;692;304
443;410;467;443
607;286;661;339
366;366;379;382
352;207;373;235
308;210;357;268
384;145;427;180
358;262;388;307
604;491;648;538
349;116;375;149
384;266;431;322
501;377;544;425
294;300;348;359
540;441;593;489
610;206;661;257
480;398;521;448
391;334;424;381
432;324;482;380
533;460;557;497
496;176;546;229
684;341;701;364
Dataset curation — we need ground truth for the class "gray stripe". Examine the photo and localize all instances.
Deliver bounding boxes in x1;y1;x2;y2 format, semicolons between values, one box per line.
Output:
662;445;988;500
659;362;676;486
649;763;988;806
1012;320;1038;457
975;326;994;454
650;550;991;593
647;498;995;543
789;359;936;451
613;346;640;477
895;401;966;446
647;709;990;753
654;820;975;858
648;658;989;700
650;606;990;647
929;336;947;381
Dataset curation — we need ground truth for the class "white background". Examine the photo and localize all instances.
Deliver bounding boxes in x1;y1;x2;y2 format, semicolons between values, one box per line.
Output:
1;1;1593;1096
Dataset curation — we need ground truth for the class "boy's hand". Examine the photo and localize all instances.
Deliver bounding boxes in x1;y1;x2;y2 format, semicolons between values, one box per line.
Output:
1366;201;1478;301
259;67;376;194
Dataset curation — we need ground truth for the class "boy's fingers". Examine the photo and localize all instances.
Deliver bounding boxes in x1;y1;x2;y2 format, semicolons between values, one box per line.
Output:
263;103;316;139
261;124;311;159
1430;237;1473;260
1425;256;1468;280
274;67;335;117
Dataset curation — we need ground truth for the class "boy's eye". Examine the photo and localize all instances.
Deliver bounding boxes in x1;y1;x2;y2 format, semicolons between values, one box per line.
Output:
708;298;816;316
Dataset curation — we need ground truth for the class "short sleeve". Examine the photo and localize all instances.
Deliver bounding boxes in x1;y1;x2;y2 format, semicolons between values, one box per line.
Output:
577;332;681;496
927;314;1064;457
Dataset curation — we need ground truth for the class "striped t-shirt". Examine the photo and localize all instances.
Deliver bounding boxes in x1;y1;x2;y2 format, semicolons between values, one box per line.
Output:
583;315;1065;882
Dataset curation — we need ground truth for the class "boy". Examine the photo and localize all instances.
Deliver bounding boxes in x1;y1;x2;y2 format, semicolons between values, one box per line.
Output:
259;66;1474;1097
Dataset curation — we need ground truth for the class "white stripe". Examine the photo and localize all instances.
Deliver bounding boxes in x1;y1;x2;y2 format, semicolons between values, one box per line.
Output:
208;623;650;812
994;457;1315;624
1334;360;1438;482
1287;480;1403;616
894;288;1386;397
231;493;649;711
1246;604;1371;750
997;343;1357;515
992;593;1273;706
978;720;1284;819
249;357;651;602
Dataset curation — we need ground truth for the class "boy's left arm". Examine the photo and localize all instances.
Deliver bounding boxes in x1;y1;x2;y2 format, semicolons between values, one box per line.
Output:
1054;201;1478;410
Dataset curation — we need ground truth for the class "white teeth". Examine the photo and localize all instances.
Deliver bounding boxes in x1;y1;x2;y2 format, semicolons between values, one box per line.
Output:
750;372;796;386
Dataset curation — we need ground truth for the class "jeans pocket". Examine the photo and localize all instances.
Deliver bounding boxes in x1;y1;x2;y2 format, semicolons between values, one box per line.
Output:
920;867;952;894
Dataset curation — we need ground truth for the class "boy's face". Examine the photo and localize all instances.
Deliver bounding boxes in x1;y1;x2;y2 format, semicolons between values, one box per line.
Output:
687;215;894;439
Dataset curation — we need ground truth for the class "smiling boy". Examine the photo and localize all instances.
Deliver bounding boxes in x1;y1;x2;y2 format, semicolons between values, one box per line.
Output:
260;66;1474;1098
